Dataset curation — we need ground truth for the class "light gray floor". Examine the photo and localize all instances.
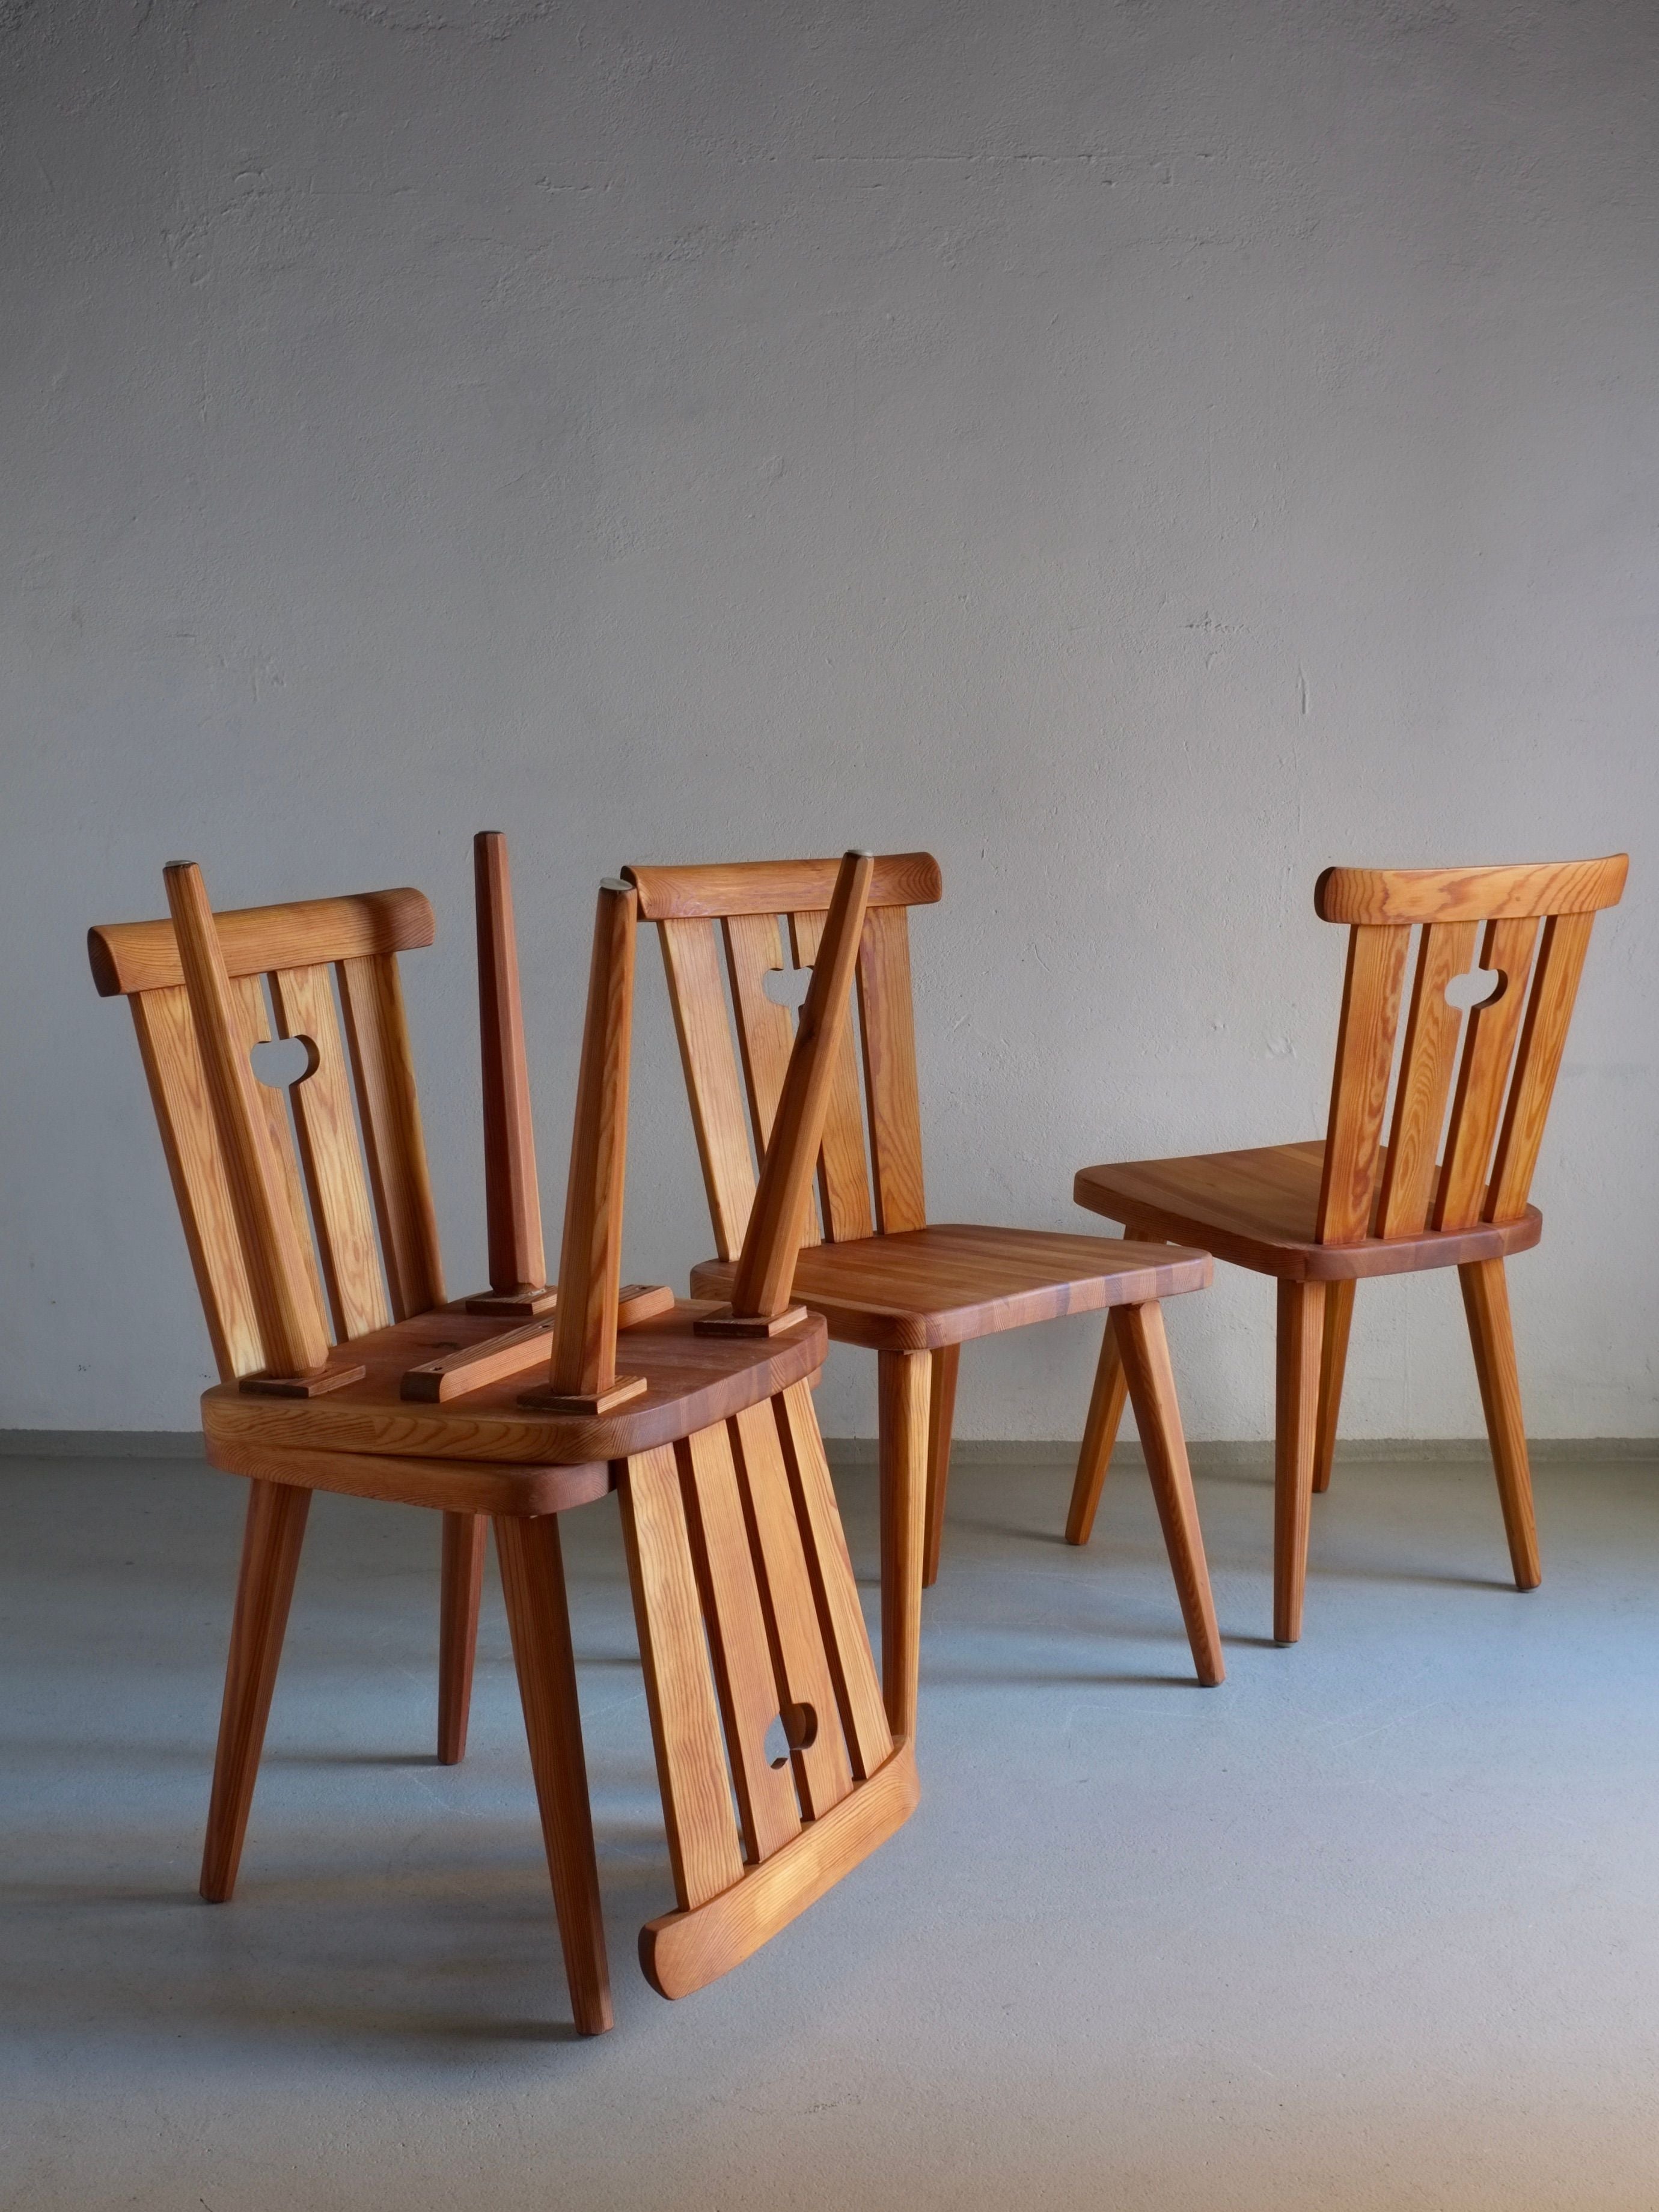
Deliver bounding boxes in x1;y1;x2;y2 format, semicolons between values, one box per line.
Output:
4;1443;1658;2211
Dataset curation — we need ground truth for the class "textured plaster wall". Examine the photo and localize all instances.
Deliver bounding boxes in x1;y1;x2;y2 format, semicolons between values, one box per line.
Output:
2;0;1655;1440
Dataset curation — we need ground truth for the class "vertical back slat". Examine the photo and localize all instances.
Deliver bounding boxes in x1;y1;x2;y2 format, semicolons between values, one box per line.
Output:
677;1424;802;1863
161;864;331;1380
619;1443;747;1911
1316;924;1410;1243
1375;921;1479;1239
658;918;759;1263
128;986;264;1380
724;913;820;1247
1485;909;1596;1222
856;905;927;1235
231;973;332;1333
789;906;876;1243
270;965;393;1342
727;855;873;1323
730;1403;854;1819
338;952;445;1318
774;1381;895;1775
1434;915;1540;1231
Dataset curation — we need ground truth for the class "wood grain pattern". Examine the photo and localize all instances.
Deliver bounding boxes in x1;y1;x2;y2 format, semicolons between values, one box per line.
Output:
677;1422;802;1862
1485;910;1596;1222
921;1340;960;1588
1459;1259;1541;1589
403;1317;558;1401
163;864;331;1381
90;886;436;998
1375;921;1478;1238
200;1478;311;1901
1316;923;1410;1243
1312;1276;1354;1496
475;832;547;1296
625;852;942;922
1074;1144;1541;1281
1433;915;1540;1231
878;1348;930;1741
204;1427;613;1516
857;904;927;1235
547;882;637;1403
233;973;332;1334
1063;1321;1129;1549
694;1224;1214;1348
657;916;759;1261
1110;1301;1224;1685
618;1443;748;1912
270;963;393;1341
127;984;266;1380
789;904;876;1243
1273;1279;1326;1644
205;1299;826;1469
1316;855;1627;926
730;1400;853;1818
640;1739;918;2002
338;951;445;1319
773;1381;894;1782
437;1512;486;1763
401;1287;671;1400
494;1513;613;2035
728;853;873;1320
724;911;802;1170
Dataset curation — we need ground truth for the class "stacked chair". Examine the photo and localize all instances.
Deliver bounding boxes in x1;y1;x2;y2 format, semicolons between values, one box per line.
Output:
90;845;915;2034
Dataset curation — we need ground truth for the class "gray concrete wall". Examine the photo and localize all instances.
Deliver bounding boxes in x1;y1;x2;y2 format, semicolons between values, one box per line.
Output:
2;0;1655;1441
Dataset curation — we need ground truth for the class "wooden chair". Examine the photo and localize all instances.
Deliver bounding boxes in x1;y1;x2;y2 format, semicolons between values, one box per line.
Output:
93;847;914;2031
622;852;1225;1738
1066;856;1629;1645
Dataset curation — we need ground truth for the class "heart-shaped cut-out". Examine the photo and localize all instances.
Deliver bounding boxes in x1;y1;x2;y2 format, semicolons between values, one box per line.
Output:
762;965;813;1009
1444;967;1505;1011
250;1035;319;1089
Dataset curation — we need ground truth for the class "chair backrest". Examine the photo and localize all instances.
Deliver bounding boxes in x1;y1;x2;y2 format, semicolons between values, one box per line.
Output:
90;873;444;1380
622;852;943;1260
1313;856;1628;1245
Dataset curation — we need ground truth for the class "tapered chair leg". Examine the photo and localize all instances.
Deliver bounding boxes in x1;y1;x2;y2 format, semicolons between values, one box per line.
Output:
437;1511;487;1764
1274;1279;1327;1645
1312;1279;1354;1495
878;1348;930;1741
201;1478;311;1904
1459;1258;1542;1590
1065;1321;1129;1547
1111;1302;1224;1684
494;1514;613;2037
920;1343;960;1589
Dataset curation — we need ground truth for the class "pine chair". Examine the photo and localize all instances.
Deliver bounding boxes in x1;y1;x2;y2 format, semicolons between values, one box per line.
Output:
93;849;915;2031
623;852;1225;1739
1066;856;1628;1645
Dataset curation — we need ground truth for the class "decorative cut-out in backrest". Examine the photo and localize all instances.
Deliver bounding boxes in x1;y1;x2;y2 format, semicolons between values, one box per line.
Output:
1312;856;1628;1245
89;883;444;1379
622;853;943;1260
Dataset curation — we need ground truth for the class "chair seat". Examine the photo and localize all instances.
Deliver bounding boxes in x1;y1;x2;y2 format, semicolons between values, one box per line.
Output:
688;1223;1211;1351
201;1299;828;1473
1073;1139;1543;1282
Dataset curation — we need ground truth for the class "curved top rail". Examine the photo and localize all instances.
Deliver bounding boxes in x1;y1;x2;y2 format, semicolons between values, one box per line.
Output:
88;887;436;996
1315;856;1627;927
623;852;941;922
